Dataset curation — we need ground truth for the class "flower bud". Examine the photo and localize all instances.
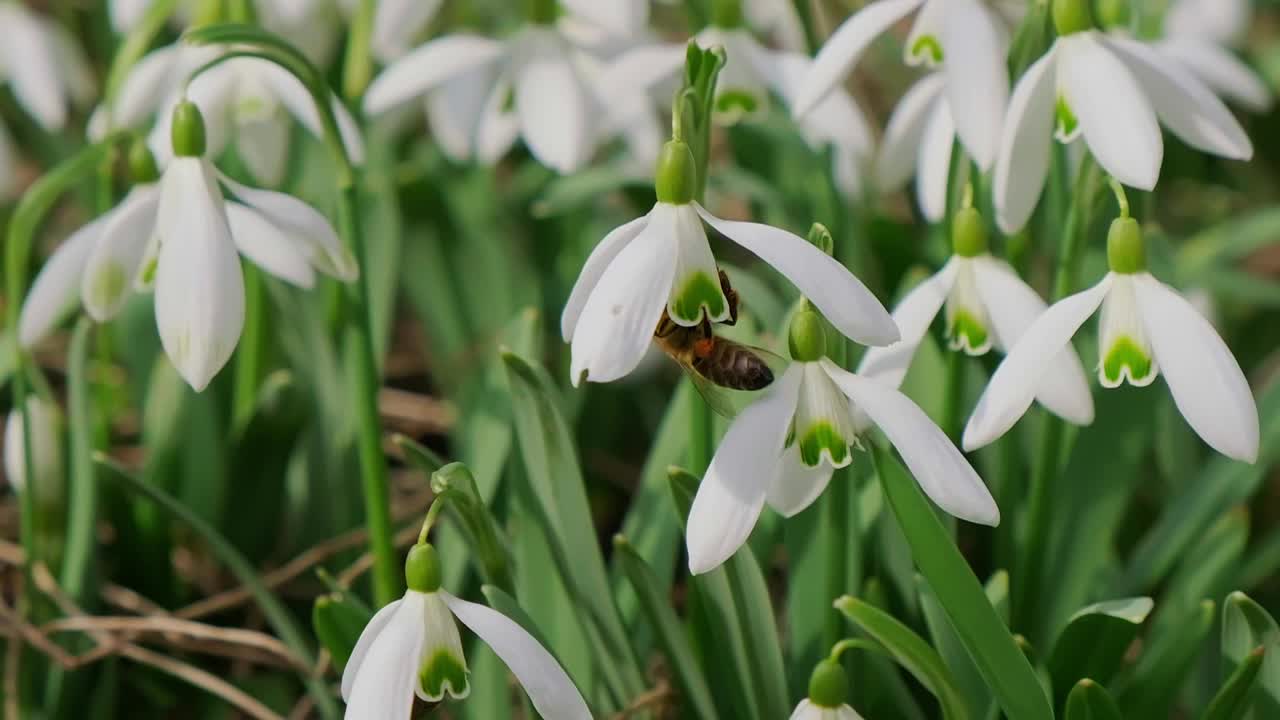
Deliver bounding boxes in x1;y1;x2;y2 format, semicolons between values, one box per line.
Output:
1094;0;1130;29
807;659;849;709
712;0;744;28
405;543;443;592
655;140;697;204
951;207;988;257
171;100;207;158
1106;216;1146;274
807;223;834;256
788;308;828;363
1052;0;1094;35
4;396;64;499
128;139;160;184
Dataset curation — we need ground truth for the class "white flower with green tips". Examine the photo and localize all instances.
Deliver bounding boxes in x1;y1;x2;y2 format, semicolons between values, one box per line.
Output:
858;208;1094;427
793;0;1012;175
685;306;997;575
1157;0;1270;112
563;139;898;387
342;544;591;720
964;216;1259;463
993;0;1253;233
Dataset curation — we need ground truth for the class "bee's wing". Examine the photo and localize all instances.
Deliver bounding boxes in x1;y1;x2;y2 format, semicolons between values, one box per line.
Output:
684;341;790;420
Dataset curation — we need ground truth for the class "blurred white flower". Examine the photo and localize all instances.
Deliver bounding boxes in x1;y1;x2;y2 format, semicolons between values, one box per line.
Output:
994;30;1253;234
0;2;95;194
794;0;1011;173
964;219;1258;463
791;699;864;720
363;17;602;173
686;355;998;574
1157;0;1270;112
4;396;63;496
342;545;590;720
874;73;956;222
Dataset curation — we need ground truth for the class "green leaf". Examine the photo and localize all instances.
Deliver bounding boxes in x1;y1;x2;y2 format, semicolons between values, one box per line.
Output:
1222;592;1280;715
531;164;651;217
723;540;791;720
1064;680;1123;720
1048;597;1154;711
427;462;513;593
393;434;447;474
872;446;1052;720
312;592;373;671
613;535;720;720
1203;645;1266;720
835;595;970;720
1118;600;1216;718
918;576;992;720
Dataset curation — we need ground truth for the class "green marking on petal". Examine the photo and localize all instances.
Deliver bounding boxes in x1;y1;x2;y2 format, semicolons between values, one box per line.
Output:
1055;96;1079;140
797;421;850;468
140;257;158;286
419;648;471;701
947;310;990;355
1101;336;1155;387
88;262;128;313
910;35;944;65
669;271;727;324
715;89;759;118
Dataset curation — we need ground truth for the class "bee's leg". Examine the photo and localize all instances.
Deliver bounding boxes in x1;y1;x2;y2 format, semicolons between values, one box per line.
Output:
719;268;740;326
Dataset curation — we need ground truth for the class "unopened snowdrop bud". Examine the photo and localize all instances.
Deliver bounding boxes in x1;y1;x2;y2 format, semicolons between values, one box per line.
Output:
789;307;828;363
808;223;834;256
1053;0;1094;35
4;397;63;497
1106;216;1146;274
128;139;160;184
711;0;744;28
951;207;988;258
1094;0;1131;29
808;659;849;708
655;140;697;205
170;100;207;158
405;542;443;593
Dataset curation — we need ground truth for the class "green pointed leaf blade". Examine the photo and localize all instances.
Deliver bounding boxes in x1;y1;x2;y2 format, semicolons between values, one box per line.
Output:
1064;680;1123;720
1203;645;1266;720
1048;597;1154;711
1222;591;1280;715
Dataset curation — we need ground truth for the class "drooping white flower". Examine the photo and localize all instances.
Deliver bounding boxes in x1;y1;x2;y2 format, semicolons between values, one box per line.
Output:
4;396;63;496
342;544;591;720
964;217;1259;463
563;140;898;387
791;699;864;720
993;20;1253;234
792;653;866;720
858;208;1094;425
1156;0;1270;112
874;73;957;222
794;0;1011;174
363;11;602;174
686;348;998;574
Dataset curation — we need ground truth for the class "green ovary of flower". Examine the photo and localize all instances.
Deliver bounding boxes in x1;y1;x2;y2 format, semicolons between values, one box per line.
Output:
419;649;470;700
947;310;989;355
911;35;944;65
715;89;759;118
88;263;128;312
669;272;727;324
1055;96;1079;140
797;422;850;468
1102;337;1154;386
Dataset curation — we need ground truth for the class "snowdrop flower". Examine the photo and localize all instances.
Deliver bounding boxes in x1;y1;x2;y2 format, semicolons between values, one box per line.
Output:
1157;0;1270;112
342;543;591;720
686;303;996;575
563;139;898;387
874;72;958;222
363;0;602;173
791;655;864;720
4;396;63;496
858;207;1094;426
993;0;1253;233
794;0;1011;175
964;214;1259;463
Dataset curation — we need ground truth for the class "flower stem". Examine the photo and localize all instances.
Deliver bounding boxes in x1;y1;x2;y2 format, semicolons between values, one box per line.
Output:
942;350;967;443
342;0;376;103
793;0;821;54
60;317;98;604
1015;153;1101;636
232;264;264;429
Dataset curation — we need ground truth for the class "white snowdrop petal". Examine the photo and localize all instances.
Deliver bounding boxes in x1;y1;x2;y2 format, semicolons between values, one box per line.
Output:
570;207;677;386
774;52;875;180
425;63;503;163
514;30;593;173
963;276;1113;451
994;47;1058;234
109;0;150;32
3;396;62;496
877;73;947;191
824;359;998;525
1059;34;1163;191
560;0;647;37
372;0;443;62
236;115;290;188
972;256;1094;425
687;364;803;574
416;592;470;701
364;34;506;115
343;594;427;718
857;261;958;390
668;204;729;326
340;598;403;700
767;443;836;518
442;592;592;720
254;59;367;165
943;0;1009;169
1164;0;1248;47
19;216;110;348
225;204;316;288
562;214;650;341
793;0;924;117
1102;35;1252;161
695;204;899;346
154;159;245;392
917;102;955;223
218;173;356;282
82;186;160;322
1160;38;1271;112
1;4;68;130
1134;273;1259;463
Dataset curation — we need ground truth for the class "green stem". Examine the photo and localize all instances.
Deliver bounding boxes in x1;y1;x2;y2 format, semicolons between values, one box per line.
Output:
104;0;181;118
342;0;376;103
96;457;341;719
823;470;848;651
942;350;967;443
232;264;264;430
60;317;97;604
1015;154;1101;636
793;0;821;54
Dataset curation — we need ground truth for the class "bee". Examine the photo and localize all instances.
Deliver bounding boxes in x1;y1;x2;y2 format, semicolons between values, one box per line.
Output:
653;270;780;416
